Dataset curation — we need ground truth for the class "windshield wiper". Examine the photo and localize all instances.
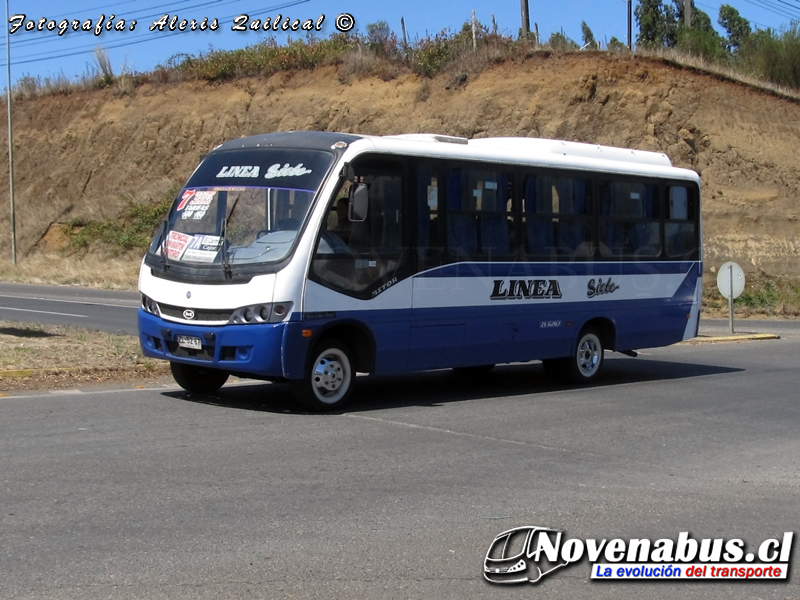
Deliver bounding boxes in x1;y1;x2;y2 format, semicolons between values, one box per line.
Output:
159;219;170;271
220;195;240;279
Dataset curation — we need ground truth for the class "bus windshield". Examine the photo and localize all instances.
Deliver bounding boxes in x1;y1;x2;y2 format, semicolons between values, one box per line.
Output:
150;147;333;269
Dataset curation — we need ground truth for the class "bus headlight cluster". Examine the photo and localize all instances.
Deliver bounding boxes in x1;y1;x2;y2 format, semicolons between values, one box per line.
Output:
141;294;161;317
229;302;293;324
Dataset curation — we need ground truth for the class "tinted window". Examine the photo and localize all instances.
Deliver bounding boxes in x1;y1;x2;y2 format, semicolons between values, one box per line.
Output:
523;174;593;259
445;167;513;260
599;180;660;258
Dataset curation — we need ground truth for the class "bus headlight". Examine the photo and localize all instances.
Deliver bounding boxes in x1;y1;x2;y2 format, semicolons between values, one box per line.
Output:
229;302;293;324
141;294;161;317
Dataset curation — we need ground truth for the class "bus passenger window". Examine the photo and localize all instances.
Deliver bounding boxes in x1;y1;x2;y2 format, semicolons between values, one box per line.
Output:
599;181;660;258
446;168;512;260
417;164;442;267
665;185;697;258
524;174;592;259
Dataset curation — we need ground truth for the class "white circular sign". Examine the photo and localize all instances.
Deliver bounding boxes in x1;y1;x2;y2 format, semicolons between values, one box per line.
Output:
716;262;745;300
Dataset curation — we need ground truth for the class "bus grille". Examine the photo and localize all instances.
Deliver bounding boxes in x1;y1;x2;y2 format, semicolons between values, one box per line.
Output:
158;303;233;323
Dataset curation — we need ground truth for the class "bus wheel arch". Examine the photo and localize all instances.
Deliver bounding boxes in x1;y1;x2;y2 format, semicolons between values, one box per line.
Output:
290;323;375;411
542;318;615;385
313;322;375;374
582;317;616;353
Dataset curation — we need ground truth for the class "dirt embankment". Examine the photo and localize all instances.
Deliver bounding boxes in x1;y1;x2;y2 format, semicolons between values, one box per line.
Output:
1;52;799;276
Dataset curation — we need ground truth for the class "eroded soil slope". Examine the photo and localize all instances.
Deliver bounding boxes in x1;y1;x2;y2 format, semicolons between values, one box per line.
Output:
2;52;799;275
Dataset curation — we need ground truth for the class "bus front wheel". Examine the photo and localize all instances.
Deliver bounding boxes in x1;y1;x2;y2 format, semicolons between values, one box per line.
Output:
291;339;355;411
170;362;229;394
542;327;605;384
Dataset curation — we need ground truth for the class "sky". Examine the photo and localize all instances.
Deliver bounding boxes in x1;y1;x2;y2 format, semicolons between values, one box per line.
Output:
2;0;800;86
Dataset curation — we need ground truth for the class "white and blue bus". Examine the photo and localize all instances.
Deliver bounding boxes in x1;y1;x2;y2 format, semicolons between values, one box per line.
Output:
138;131;702;410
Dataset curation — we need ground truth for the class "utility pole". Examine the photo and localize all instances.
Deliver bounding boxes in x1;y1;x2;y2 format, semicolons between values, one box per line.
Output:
628;0;632;49
685;0;692;27
520;0;531;38
5;0;16;265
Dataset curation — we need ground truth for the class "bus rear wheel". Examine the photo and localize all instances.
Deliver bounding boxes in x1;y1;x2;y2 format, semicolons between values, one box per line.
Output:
291;339;355;412
542;327;605;384
170;362;229;394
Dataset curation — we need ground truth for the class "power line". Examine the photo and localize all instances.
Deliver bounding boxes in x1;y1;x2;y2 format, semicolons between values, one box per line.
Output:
695;0;798;29
39;0;198;23
743;0;800;19
7;0;230;51
1;0;311;69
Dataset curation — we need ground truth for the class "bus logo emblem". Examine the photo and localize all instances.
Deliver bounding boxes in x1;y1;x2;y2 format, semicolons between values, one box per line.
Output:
183;309;196;320
484;526;570;584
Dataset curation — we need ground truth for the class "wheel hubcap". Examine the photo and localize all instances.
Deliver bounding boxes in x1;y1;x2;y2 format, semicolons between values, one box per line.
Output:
313;356;343;394
577;336;601;377
311;348;351;404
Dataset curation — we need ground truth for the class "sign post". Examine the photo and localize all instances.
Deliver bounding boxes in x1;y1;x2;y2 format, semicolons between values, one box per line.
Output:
716;262;745;334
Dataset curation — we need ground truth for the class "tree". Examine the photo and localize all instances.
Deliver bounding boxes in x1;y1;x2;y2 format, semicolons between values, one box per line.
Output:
547;30;579;51
608;36;628;51
718;4;751;52
581;21;597;49
635;0;675;48
365;21;398;58
672;0;714;33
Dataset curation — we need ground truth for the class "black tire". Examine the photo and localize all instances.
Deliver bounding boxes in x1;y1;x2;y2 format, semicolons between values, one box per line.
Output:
542;327;605;384
170;362;229;394
291;339;355;411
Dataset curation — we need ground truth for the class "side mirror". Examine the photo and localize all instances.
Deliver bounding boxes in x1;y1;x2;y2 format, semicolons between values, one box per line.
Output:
341;162;355;182
349;183;368;222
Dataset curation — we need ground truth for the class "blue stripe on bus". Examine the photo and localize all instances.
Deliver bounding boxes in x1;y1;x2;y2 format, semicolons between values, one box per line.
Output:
297;292;697;375
413;261;698;279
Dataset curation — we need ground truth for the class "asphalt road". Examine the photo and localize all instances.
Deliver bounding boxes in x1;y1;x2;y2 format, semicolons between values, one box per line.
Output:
1;330;798;599
0;283;139;334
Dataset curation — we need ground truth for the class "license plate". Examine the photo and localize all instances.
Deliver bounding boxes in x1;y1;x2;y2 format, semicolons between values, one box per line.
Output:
177;335;202;350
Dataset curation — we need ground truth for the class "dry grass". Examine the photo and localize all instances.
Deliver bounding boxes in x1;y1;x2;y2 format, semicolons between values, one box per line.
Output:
339;49;404;82
640;47;800;103
0;320;169;392
0;254;140;290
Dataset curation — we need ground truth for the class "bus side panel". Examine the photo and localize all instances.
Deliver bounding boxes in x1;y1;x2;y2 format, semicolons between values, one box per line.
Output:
609;263;702;350
302;279;413;375
410;261;701;368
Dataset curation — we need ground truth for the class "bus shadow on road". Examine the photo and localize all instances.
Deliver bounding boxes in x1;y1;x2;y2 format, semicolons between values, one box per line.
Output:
163;356;742;414
347;357;742;412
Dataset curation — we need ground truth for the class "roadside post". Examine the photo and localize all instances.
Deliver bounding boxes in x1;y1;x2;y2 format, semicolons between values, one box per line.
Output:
717;262;745;334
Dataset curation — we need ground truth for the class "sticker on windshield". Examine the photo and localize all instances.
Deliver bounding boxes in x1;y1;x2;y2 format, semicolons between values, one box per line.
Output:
179;191;216;219
176;189;195;211
182;235;222;263
165;231;191;260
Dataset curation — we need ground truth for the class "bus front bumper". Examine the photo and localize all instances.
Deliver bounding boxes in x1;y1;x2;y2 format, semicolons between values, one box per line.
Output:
138;309;288;378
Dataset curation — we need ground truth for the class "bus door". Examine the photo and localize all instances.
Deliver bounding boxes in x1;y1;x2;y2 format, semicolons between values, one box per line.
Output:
307;159;413;374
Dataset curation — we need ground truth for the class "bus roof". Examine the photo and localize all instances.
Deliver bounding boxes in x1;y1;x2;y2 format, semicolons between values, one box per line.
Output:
210;131;694;181
385;133;671;168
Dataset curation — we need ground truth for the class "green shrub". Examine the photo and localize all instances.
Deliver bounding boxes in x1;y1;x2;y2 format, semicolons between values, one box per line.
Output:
66;189;175;256
411;31;453;77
